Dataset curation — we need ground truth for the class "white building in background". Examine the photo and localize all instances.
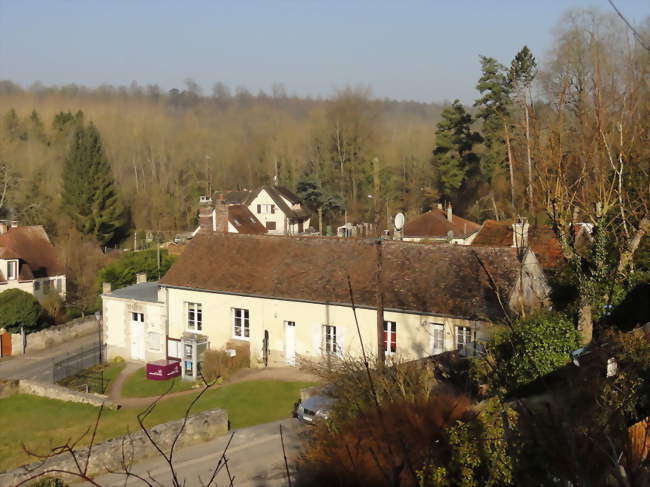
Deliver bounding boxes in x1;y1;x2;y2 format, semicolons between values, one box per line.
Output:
101;233;550;376
0;223;66;301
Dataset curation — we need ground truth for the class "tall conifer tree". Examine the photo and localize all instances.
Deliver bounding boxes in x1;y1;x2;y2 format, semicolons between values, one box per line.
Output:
432;100;481;203
62;123;125;245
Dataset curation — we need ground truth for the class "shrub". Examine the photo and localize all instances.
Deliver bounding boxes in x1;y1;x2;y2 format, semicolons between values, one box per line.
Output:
0;288;43;333
97;249;175;291
473;312;580;393
202;343;249;382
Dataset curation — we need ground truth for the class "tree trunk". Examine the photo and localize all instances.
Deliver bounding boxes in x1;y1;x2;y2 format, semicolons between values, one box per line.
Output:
616;216;649;277
524;102;533;215
503;122;516;215
578;295;593;344
318;206;323;235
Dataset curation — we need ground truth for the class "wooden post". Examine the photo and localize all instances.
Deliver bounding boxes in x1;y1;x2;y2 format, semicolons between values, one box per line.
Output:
376;239;385;366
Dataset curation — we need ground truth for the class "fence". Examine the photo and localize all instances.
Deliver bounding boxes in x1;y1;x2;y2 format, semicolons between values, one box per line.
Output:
53;343;106;383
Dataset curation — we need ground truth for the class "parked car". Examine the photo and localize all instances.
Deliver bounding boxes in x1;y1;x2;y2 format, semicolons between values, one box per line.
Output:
296;395;335;424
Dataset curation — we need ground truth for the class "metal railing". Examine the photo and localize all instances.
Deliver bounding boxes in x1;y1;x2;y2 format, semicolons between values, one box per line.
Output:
53;343;106;384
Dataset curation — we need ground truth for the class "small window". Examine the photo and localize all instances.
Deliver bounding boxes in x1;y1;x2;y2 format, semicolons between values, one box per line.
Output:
383;321;397;355
257;204;261;214
266;221;276;230
34;280;41;291
132;312;144;323
271;204;275;214
7;261;17;280
324;325;337;354
187;302;202;331
233;308;249;339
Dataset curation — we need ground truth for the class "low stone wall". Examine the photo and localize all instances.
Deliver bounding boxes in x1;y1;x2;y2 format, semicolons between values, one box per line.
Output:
0;407;229;485
9;317;98;356
17;380;119;410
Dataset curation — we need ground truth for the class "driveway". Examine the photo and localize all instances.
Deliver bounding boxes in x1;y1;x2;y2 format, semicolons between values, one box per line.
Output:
83;417;306;487
0;333;99;382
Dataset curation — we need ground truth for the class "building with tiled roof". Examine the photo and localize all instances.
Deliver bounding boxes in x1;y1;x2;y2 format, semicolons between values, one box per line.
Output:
402;205;480;244
0;223;66;300
102;232;550;373
471;220;564;271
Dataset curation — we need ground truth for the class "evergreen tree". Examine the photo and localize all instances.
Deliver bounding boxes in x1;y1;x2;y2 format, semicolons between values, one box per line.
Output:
474;56;514;214
2;108;27;141
432;100;482;203
26;110;47;143
61;123;126;245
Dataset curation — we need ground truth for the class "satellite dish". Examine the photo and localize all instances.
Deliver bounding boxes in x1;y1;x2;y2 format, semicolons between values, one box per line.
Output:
394;212;405;231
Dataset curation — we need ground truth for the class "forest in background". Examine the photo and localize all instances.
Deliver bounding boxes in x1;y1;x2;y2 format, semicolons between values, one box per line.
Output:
0;8;647;245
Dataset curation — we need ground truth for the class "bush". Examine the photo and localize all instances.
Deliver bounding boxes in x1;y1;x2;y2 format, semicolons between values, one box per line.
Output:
202;343;249;381
0;288;43;333
97;249;175;291
473;312;580;393
29;478;68;487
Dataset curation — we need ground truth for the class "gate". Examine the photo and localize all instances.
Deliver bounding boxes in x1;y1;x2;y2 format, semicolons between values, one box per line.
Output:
0;332;11;357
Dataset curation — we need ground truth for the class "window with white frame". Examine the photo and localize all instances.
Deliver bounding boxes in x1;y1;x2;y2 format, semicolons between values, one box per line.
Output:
431;323;445;354
186;303;202;331
56;278;62;292
232;308;249;339
383;321;397;355
6;260;17;280
456;326;473;354
323;325;337;354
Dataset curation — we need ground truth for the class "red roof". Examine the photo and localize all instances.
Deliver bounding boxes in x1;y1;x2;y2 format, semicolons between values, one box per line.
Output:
228;205;267;234
472;220;563;270
403;208;480;239
0;226;64;280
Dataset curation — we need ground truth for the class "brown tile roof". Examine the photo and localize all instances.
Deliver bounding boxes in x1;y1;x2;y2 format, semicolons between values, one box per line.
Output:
160;233;526;321
212;190;252;205
403;208;480;239
0;226;64;279
472;220;563;270
228;205;267;234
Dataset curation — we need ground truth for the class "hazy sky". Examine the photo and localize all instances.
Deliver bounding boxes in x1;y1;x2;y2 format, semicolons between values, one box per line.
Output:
0;1;647;103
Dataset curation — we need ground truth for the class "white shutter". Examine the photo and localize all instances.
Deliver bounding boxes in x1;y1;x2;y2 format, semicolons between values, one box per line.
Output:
337;326;345;357
312;324;322;357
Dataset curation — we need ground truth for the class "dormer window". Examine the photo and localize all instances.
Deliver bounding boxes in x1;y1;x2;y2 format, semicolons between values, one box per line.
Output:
6;260;17;280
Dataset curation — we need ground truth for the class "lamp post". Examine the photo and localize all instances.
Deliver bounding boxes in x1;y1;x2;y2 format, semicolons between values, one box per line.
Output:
95;311;102;363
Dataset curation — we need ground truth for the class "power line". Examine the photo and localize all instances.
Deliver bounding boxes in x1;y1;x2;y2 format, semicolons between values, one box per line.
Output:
608;0;650;52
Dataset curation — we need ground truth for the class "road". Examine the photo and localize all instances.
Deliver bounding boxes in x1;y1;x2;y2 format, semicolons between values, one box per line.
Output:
85;418;307;487
0;333;99;382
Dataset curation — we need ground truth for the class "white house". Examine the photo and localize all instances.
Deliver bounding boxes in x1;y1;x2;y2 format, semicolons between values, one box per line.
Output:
246;186;311;235
0;223;66;301
102;233;550;376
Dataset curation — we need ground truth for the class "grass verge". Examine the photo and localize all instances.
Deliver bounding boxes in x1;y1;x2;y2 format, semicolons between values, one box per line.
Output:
0;379;314;472
120;367;198;397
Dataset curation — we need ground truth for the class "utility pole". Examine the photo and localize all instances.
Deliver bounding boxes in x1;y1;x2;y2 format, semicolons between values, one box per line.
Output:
375;239;385;366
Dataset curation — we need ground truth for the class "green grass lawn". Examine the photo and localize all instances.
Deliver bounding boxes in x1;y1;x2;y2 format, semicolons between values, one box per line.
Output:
120;367;199;397
0;380;314;472
57;360;127;394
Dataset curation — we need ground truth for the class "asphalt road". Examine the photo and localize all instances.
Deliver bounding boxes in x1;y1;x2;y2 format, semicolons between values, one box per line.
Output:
85;418;307;487
0;333;99;382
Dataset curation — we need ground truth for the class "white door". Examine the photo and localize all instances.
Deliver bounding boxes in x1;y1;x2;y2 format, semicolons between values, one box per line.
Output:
431;323;445;355
130;312;145;361
285;321;296;365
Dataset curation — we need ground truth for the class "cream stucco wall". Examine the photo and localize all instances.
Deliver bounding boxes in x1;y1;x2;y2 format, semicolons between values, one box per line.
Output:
102;295;166;362
165;286;488;367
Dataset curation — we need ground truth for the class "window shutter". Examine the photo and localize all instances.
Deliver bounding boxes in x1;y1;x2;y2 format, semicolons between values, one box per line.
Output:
312;324;323;356
257;204;261;214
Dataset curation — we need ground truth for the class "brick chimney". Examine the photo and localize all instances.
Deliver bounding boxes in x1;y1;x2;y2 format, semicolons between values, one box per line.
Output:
136;272;147;284
214;195;229;233
199;196;215;233
512;218;529;248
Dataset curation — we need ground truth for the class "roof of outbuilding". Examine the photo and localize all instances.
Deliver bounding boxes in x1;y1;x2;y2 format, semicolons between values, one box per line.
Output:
106;281;160;303
402;209;480;239
0;226;64;280
228;205;267;234
471;220;563;270
160;233;527;321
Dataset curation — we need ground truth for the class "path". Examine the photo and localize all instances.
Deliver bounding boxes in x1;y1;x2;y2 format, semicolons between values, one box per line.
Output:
108;364;320;408
0;334;99;382
83;417;306;486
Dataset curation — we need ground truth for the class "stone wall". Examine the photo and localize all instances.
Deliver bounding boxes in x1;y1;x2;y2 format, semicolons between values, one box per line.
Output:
9;316;98;356
16;380;119;410
0;407;229;485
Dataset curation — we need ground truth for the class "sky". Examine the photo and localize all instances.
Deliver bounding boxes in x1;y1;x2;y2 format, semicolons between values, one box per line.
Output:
0;0;647;104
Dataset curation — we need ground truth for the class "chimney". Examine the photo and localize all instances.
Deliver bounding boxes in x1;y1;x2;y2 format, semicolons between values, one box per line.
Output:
437;203;443;210
214;195;228;233
0;222;6;235
199;195;215;233
136;272;147;284
446;204;453;223
512;218;530;248
102;282;112;294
